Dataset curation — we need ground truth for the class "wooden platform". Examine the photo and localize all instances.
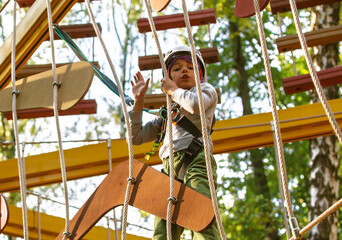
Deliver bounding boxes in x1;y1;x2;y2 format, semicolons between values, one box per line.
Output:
17;0;100;8
0;0;79;90
137;8;217;33
46;23;102;41
283;66;342;94
276;25;342;53
1;98;342;193
270;0;341;14
2;99;97;119
139;47;220;71
3;205;149;240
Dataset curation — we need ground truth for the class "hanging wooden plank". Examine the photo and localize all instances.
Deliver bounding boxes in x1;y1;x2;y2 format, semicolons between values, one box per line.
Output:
150;0;171;12
17;62;100;79
283;66;342;94
270;0;341;14
2;99;97;119
0;0;79;90
3;205;149;240
0;61;94;112
276;25;342;53
17;0;100;8
1;98;342;193
139;47;220;71
46;23;102;41
235;0;270;18
137;8;217;33
56;160;215;239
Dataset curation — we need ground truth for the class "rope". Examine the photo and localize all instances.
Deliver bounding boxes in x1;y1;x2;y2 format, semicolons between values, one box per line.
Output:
11;1;29;239
37;194;42;240
288;0;342;145
83;1;136;239
180;1;226;239
252;0;300;238
142;1;176;239
45;0;71;238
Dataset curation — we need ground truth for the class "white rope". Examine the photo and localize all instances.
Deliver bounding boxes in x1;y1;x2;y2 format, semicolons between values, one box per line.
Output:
252;0;300;238
288;0;342;144
142;1;176;239
83;1;136;239
180;1;226;239
45;0;71;238
11;1;29;239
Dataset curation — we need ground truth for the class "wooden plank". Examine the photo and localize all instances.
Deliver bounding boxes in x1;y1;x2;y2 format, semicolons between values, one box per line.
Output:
270;0;341;14
17;0;100;8
0;0;79;90
1;98;342;193
3;205;150;240
56;160;214;239
17;62;100;79
283;66;342;94
235;0;270;18
276;25;342;53
2;99;97;119
0;61;94;112
46;23;102;41
137;8;217;33
139;47;220;71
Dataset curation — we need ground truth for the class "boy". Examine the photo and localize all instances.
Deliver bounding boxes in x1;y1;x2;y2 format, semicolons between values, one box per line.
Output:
129;45;220;239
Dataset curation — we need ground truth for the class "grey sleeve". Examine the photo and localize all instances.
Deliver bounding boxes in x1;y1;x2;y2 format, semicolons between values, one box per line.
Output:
129;110;163;145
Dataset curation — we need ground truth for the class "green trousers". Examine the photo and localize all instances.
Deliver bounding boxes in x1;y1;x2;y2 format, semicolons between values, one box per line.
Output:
153;150;221;240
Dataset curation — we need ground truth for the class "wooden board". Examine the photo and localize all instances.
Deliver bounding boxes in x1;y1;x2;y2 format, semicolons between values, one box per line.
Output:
283;66;342;94
46;23;102;41
270;0;341;14
17;0;100;8
137;8;217;33
0;195;9;234
235;0;270;18
0;61;94;112
139;47;220;71
276;25;342;53
56;159;215;239
150;0;172;12
2;99;97;119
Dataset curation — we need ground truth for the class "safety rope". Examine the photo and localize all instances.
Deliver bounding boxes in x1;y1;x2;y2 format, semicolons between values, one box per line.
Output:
45;0;71;238
252;0;300;239
180;1;227;239
142;1;175;239
288;0;342;145
83;1;136;239
11;1;29;239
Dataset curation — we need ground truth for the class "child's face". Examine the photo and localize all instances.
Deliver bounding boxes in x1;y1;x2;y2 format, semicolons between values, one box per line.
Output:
169;59;197;90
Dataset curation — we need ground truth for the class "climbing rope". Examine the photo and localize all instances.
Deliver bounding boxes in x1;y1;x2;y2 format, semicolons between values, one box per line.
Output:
45;0;71;238
83;1;136;239
142;1;176;239
288;0;342;144
252;0;300;238
180;1;227;239
10;1;29;239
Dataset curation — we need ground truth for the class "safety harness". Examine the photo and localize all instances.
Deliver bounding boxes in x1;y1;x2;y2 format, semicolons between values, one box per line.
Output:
145;105;212;181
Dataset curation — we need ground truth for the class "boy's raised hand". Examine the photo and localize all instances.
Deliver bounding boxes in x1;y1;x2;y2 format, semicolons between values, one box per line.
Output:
131;71;150;110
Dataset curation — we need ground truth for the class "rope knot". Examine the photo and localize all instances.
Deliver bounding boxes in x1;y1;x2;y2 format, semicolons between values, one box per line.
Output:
53;81;62;88
11;89;20;96
127;177;136;184
167;197;177;204
63;231;72;238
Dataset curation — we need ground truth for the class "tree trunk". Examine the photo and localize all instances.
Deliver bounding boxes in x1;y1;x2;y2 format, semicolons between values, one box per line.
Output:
308;3;340;240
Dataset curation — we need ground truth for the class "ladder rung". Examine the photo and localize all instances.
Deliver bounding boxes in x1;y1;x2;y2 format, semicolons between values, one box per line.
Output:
283;66;342;94
137;8;217;33
17;62;100;79
270;0;341;14
276;25;342;53
3;99;97;119
138;47;220;71
45;23;101;41
17;0;100;8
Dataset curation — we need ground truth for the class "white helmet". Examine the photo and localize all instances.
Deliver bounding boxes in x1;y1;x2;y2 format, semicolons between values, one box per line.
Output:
164;45;207;81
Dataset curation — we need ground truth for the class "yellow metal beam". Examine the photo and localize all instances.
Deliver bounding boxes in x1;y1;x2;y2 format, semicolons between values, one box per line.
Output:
2;204;150;239
0;0;79;89
0;98;341;192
